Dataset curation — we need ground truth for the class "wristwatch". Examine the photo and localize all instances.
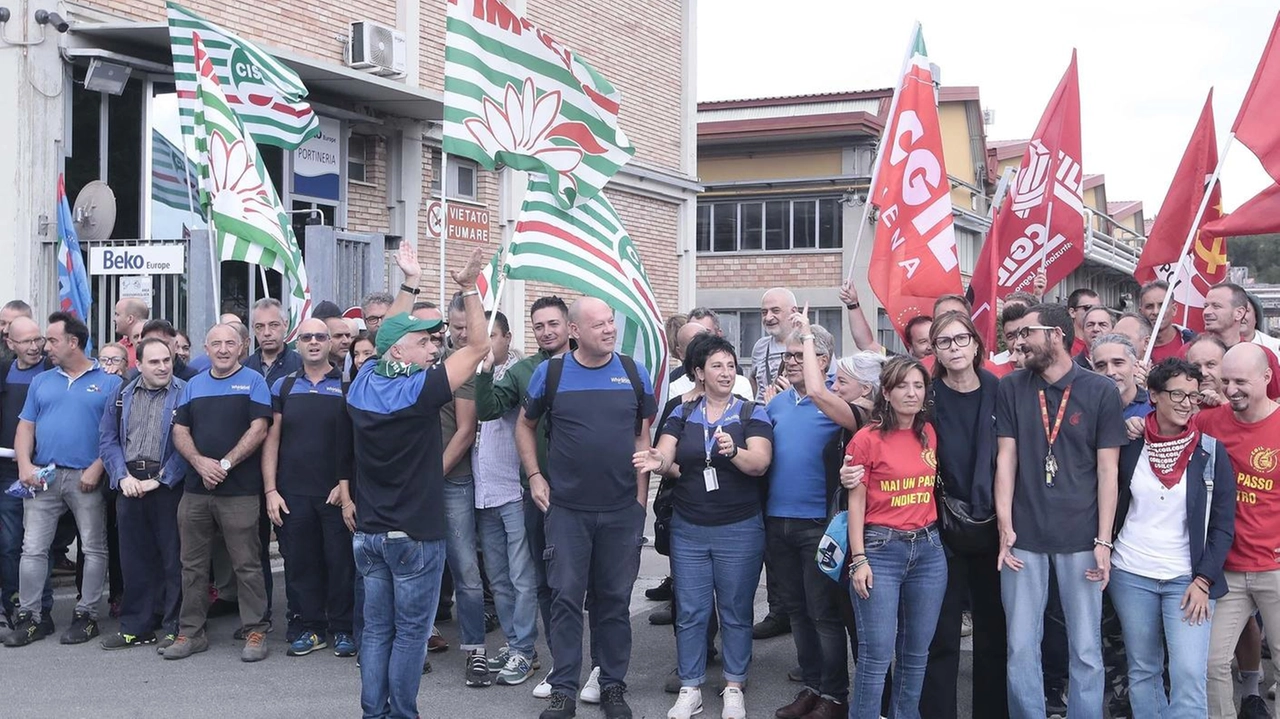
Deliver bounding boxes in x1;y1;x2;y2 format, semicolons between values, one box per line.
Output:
399;283;421;295
846;302;860;310
219;458;232;472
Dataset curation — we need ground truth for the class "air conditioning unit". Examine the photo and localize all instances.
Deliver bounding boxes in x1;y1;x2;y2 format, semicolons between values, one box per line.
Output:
348;20;407;77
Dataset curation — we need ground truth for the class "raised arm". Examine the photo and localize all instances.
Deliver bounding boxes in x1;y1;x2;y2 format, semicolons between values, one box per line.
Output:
790;307;857;430
442;248;492;392
388;240;425;318
840;281;885;354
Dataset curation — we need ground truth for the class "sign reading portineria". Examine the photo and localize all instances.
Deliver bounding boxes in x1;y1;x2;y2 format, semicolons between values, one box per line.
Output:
89;245;187;275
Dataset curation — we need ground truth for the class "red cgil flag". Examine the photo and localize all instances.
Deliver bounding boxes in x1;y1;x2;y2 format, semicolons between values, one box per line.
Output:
867;25;963;338
1203;182;1280;237
1135;91;1225;332
970;52;1085;347
1234;12;1280;185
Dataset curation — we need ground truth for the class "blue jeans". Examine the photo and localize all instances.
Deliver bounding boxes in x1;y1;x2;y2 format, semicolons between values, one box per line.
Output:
353;531;446;719
1003;549;1105;719
476;499;538;657
671;511;764;686
0;483;52;617
851;524;948;719
443;478;485;650
1108;569;1211;719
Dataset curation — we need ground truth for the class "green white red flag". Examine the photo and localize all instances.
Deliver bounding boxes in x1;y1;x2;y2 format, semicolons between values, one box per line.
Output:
867;24;963;338
443;0;634;208
167;1;319;149
188;32;312;338
505;175;668;403
475;247;504;311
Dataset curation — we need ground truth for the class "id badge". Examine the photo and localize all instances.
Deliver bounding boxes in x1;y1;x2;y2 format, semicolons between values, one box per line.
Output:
703;466;719;492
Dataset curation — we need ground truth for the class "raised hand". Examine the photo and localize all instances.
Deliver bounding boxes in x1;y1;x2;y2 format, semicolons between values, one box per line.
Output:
451;246;488;289
396;240;421;282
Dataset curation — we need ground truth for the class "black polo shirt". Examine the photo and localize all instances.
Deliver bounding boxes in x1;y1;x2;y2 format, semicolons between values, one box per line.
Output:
174;366;273;496
346;361;453;541
995;363;1128;554
271;366;353;498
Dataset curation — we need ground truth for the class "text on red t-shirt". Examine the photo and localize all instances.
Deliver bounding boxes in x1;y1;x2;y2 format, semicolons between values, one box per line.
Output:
1195;404;1280;572
847;423;939;531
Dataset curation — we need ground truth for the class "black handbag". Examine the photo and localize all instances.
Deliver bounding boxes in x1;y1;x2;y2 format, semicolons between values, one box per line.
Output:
935;474;998;555
652;476;676;557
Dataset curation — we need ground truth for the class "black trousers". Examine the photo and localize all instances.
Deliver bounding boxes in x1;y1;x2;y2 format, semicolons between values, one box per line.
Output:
279;492;355;635
116;484;183;636
920;550;1008;719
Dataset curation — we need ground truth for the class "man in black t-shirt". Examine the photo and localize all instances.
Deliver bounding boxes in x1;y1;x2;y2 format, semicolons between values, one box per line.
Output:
167;324;273;663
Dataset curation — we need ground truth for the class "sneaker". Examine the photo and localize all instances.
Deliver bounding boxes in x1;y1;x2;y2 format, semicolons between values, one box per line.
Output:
667;686;703;719
466;649;493;687
59;611;99;645
646;576;674;602
3;611;49;647
648;604;674;626
428;626;449;653
156;633;177;654
162;634;209;660
287;631;327;657
100;631;156;650
540;691;576;719
601;684;632;719
579;666;602;704
960;610;973;638
752;612;790;640
333;632;357;658
720;687;745;719
497;652;534;686
1045;684;1068;719
488;644;512;671
533;668;554;698
37;614;54;637
233;621;271;641
241;631;269;662
1241;695;1270;719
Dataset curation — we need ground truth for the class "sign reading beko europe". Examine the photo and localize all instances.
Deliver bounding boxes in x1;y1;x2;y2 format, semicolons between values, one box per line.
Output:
89;246;186;275
292;116;342;202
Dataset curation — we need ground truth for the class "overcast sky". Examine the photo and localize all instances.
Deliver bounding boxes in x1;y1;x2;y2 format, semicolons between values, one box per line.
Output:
697;0;1278;218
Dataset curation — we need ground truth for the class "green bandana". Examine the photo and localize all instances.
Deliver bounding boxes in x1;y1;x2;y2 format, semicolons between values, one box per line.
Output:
375;358;425;378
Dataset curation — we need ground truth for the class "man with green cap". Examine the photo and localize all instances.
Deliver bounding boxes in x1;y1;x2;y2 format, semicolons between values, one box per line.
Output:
345;247;490;719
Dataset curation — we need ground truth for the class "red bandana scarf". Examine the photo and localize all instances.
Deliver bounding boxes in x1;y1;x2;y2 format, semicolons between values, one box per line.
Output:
1142;413;1199;489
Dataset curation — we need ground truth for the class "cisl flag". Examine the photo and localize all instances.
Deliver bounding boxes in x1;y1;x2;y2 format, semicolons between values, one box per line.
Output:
971;52;1084;347
1135;91;1224;332
868;25;962;337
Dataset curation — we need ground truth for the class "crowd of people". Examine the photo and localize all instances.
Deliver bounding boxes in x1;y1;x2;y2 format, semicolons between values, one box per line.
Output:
1;240;1279;719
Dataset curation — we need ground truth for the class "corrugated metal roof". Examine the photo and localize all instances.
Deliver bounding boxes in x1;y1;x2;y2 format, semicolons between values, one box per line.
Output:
698;98;882;123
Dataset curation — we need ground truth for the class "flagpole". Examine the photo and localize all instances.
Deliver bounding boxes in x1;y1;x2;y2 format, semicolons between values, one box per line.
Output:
845;21;921;284
440;150;450;306
208;215;221;321
1143;133;1236;365
1038;197;1056;274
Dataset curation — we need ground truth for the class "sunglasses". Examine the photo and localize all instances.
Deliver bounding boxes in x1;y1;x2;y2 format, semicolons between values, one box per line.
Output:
298;333;331;343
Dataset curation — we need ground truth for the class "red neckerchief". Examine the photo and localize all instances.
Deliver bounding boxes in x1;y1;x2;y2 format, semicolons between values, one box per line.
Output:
1142;412;1199;489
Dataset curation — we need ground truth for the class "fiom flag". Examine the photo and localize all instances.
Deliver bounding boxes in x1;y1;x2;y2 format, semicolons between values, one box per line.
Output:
1233;12;1280;185
444;0;634;208
867;25;962;338
1203;183;1280;237
166;1;319;149
55;175;93;336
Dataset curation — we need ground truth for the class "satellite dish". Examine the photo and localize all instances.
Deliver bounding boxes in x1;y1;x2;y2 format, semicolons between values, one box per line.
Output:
72;181;117;241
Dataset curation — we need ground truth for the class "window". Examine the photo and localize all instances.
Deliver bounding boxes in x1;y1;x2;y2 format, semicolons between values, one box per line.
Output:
431;153;478;201
348;135;369;183
877;309;906;355
696;196;843;253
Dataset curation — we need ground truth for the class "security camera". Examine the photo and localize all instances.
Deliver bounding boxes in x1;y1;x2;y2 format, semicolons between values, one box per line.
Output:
0;8;11;24
34;9;69;33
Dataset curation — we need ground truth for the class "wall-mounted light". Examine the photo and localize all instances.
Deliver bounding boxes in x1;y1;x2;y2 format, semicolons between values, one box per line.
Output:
84;57;131;95
33;9;68;33
0;8;11;24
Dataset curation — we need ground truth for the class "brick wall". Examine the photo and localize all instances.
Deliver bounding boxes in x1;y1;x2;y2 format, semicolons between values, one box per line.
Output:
697;252;843;290
411;146;505;304
346;134;387;233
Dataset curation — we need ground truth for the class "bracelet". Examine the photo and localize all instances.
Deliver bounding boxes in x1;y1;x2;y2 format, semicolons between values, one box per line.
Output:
726;446;738;459
399;283;421;295
846;302;860;310
461;289;480;298
528;471;544;481
799;334;814;341
343;502;354;510
1093;538;1114;550
265;488;278;496
849;553;866;559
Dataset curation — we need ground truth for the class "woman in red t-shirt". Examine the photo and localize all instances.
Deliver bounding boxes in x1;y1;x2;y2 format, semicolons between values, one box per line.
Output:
844;356;947;719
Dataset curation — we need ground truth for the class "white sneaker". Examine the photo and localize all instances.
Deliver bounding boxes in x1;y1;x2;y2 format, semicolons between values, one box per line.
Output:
668;686;703;719
532;667;553;699
579;666;602;704
720;687;745;719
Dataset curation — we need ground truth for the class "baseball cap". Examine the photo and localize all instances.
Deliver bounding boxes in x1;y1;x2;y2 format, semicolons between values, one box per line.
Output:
375;312;444;355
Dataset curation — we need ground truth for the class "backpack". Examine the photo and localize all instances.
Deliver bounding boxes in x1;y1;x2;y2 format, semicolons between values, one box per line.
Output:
543;354;647;438
652;397;757;556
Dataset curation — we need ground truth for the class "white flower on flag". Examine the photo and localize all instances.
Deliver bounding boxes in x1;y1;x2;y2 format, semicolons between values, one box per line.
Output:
464;79;606;196
207;131;279;233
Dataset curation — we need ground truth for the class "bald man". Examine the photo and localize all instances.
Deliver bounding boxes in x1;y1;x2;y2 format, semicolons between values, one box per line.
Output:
751;288;799;402
114;298;150;369
1201;344;1280;718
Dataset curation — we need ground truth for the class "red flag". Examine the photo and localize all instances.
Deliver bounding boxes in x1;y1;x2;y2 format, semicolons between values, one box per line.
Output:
969;52;1085;347
1234;12;1280;185
1203;182;1280;237
1135;91;1225;332
867;26;963;337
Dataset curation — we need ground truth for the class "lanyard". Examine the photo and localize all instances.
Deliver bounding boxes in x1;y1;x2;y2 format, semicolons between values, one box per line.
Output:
1038;384;1073;450
702;397;736;466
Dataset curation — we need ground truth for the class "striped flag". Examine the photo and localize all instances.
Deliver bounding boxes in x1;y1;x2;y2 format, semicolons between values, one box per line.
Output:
443;0;634;208
55;175;93;343
506;175;668;404
151;129;204;217
188;32;312;338
475;247;504;311
166;1;319;149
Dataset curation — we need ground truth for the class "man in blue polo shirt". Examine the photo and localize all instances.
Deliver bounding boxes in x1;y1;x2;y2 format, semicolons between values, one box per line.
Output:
518;296;658;719
345;249;489;719
263;318;356;660
6;312;120;648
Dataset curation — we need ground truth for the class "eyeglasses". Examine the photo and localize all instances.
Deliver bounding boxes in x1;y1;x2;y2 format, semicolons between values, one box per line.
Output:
298;332;330;343
781;351;827;363
1013;325;1060;340
10;337;45;348
933;333;974;351
1160;389;1204;406
100;357;127;366
365;314;385;325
